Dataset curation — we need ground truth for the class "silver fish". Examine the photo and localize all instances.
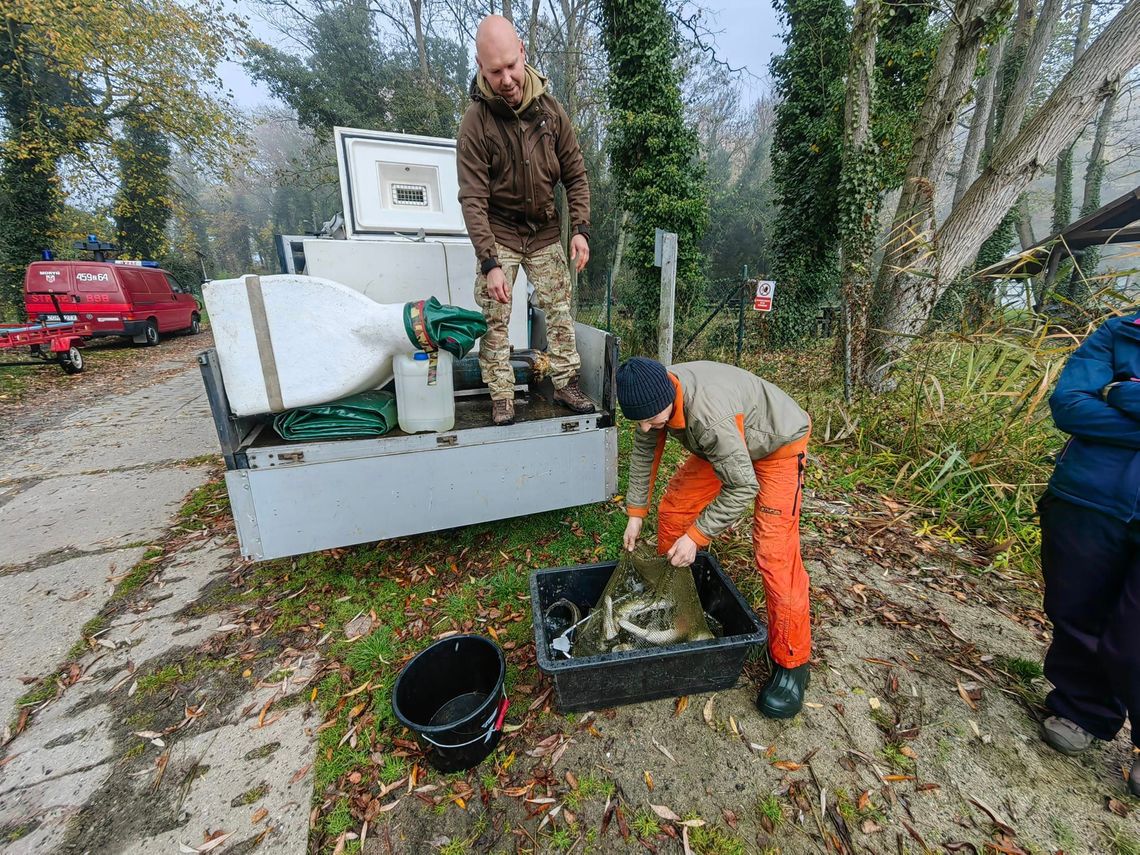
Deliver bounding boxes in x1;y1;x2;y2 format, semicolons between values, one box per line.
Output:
617;619;685;645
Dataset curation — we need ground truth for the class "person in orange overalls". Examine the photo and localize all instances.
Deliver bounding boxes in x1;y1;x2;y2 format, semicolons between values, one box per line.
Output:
617;357;812;718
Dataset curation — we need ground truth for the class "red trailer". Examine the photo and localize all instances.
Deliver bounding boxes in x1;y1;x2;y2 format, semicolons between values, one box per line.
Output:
0;296;91;374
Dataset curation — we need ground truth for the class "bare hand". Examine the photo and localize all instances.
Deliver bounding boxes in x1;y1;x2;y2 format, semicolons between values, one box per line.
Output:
666;534;697;567
486;266;511;304
623;516;643;552
570;234;590;273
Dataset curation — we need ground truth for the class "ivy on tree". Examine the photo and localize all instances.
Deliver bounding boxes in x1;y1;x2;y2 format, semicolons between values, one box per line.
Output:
601;0;708;355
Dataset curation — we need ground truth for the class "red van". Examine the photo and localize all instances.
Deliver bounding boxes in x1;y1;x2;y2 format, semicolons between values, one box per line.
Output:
23;260;201;345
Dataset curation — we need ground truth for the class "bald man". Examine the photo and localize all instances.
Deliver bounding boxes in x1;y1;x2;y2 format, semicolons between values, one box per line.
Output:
458;15;594;426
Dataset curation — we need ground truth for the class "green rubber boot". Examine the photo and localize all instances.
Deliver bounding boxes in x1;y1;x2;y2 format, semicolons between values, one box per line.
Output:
757;663;810;719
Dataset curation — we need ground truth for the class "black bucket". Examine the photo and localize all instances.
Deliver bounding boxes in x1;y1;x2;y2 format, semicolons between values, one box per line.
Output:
391;634;509;772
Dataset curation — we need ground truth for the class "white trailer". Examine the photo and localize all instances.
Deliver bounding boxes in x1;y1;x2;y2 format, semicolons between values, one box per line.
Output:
199;127;619;561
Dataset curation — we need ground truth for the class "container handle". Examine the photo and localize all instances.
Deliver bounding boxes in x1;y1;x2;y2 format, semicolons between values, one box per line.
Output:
419;695;509;750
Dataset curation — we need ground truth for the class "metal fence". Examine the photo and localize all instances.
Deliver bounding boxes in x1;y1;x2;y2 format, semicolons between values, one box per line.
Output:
573;273;841;362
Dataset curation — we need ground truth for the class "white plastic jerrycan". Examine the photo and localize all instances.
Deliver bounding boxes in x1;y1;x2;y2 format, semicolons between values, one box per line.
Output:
393;350;455;433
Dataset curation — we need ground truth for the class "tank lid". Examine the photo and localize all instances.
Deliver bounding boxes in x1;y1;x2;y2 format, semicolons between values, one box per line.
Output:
414;351;429;361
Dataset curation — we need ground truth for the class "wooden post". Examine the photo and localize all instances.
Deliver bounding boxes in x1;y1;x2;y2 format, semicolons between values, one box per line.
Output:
735;264;748;366
655;230;678;366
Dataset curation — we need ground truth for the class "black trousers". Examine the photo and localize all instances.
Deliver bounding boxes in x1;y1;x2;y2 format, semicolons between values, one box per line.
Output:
1040;492;1140;746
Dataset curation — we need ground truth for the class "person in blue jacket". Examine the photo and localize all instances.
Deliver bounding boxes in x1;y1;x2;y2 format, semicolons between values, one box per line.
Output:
1042;312;1140;795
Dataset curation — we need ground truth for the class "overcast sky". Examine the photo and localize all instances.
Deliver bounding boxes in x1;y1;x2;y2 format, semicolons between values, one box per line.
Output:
218;1;783;110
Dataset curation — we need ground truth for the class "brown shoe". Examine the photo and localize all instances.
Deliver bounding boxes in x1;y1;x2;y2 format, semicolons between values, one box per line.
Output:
552;377;595;414
492;398;515;426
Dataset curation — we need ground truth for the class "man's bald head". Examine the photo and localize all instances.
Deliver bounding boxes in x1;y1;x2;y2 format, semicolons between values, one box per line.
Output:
475;15;527;107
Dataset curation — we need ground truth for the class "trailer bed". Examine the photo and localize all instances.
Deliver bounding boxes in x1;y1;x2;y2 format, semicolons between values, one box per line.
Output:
199;322;619;560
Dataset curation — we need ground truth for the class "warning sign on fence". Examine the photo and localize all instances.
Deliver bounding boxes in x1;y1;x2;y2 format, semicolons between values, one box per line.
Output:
753;280;776;312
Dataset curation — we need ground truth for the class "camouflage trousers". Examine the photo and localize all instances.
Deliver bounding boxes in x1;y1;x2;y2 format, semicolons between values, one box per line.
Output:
474;241;581;400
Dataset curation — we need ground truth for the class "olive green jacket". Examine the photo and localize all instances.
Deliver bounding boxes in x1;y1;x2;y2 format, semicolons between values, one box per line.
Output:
626;361;810;542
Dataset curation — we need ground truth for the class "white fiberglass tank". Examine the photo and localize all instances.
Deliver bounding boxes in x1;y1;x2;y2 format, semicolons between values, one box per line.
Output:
393;350;455;433
303;127;529;352
203;273;419;417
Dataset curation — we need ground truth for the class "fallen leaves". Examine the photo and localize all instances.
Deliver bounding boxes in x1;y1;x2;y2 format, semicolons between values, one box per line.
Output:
644;770;654;792
179;831;231;853
1106;796;1132;818
956;680;981;711
673;695;689;717
289;763;311;785
251;807;268;824
703;694;716;727
649;803;679;822
651;737;676;763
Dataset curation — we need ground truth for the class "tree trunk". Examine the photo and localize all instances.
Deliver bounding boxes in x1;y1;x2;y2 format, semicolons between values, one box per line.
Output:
839;0;879;400
989;0;1035;154
1064;88;1118;303
868;0;1003;379
558;0;582;121
953;35;1005;205
502;0;513;22
972;0;1063;286
528;0;540;57
1043;0;1093;294
1050;144;1074;234
1016;196;1035;250
997;0;1066;150
610;210;628;292
869;0;1140;386
410;0;429;76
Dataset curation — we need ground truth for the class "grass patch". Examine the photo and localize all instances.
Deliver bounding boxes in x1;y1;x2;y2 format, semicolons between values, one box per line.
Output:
880;742;916;774
630;810;660;839
176;477;229;532
758;793;783;827
134;657;230;695
998;655;1044;685
231;784;268;807
689;823;747;855
1109;828;1140;855
15;680;58;710
1052;818;1078;852
324;798;354;837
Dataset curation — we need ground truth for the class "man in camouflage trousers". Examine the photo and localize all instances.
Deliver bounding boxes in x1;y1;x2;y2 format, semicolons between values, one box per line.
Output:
458;14;595;425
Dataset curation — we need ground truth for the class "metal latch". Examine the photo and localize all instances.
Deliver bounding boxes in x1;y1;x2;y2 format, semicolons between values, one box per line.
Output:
277;451;304;463
561;421;580;433
436;435;458;446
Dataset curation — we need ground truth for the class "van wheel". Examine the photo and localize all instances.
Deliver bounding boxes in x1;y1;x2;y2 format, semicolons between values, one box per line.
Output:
143;320;160;347
189;314;202;335
59;346;84;374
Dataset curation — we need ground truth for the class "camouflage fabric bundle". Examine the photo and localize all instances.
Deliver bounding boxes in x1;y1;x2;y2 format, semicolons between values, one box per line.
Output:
572;547;715;657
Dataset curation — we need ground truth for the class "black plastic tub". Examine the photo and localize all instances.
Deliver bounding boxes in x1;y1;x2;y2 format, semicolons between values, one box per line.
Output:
530;552;767;712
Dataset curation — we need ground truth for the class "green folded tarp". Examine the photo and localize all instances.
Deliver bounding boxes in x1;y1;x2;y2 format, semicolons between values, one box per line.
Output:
404;297;488;357
273;391;398;441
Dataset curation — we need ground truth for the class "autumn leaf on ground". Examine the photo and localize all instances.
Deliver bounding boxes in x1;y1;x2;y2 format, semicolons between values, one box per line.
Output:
649;804;680;822
674;695;689;717
703;694;716;727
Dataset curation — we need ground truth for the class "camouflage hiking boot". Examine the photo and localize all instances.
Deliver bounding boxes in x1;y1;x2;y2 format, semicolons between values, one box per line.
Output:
553;377;595;414
491;398;515;426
